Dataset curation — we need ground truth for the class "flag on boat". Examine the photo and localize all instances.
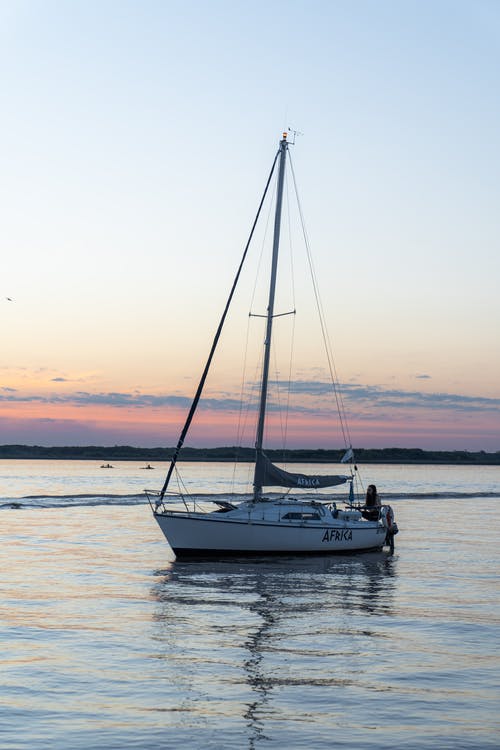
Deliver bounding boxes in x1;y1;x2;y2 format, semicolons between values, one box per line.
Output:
255;452;349;489
341;447;354;463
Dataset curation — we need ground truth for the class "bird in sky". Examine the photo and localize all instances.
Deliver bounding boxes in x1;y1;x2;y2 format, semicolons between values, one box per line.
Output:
6;297;14;302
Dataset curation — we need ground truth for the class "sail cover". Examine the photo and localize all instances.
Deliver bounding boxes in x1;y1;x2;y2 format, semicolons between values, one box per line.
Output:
255;452;348;489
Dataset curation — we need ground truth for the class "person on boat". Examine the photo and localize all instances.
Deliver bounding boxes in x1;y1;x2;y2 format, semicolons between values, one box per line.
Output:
362;483;380;520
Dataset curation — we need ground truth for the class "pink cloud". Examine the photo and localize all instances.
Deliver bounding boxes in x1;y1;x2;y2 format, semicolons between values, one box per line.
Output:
0;383;498;450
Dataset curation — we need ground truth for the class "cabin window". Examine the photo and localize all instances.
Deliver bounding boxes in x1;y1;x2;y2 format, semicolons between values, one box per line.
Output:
282;512;321;521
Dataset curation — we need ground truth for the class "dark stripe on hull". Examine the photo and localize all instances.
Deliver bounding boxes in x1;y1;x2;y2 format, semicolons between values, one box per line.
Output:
172;545;385;559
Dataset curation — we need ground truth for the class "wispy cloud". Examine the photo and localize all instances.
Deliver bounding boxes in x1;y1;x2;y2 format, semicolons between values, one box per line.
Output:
1;365;98;385
0;381;499;417
268;380;500;415
0;390;188;408
343;384;500;413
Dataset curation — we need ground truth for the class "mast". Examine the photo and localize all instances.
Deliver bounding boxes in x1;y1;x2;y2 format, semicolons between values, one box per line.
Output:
253;132;288;500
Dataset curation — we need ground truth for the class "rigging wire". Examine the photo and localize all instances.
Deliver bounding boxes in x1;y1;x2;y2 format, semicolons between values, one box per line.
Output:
283;166;297;467
172;466;191;511
271;331;287;451
274;165;297;466
231;313;253;493
159;147;280;499
232;168;279;492
288;151;353;452
232;313;264;493
249;167;277;314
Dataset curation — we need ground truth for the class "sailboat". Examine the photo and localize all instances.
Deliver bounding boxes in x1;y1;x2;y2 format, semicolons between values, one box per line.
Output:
148;132;398;557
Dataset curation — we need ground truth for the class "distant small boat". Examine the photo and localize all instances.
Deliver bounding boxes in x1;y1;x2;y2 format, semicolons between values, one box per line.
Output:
100;463;114;469
148;132;399;558
141;464;155;470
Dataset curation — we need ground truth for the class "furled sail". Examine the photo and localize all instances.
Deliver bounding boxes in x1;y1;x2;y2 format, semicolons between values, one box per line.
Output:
255;452;349;489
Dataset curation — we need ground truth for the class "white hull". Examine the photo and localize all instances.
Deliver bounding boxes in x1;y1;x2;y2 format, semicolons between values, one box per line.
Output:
154;509;387;557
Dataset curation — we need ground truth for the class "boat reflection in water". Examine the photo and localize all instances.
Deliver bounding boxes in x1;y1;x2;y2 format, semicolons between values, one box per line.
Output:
150;553;397;748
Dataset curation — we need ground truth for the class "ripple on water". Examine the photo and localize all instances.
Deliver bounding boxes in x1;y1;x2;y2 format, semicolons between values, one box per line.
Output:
0;497;499;749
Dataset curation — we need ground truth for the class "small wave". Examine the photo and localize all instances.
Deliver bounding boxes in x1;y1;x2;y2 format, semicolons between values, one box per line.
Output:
22;492;142;500
0;493;147;510
0;489;499;510
379;491;500;500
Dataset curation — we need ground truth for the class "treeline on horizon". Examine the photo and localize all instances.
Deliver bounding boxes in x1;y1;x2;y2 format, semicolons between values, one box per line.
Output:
0;444;499;464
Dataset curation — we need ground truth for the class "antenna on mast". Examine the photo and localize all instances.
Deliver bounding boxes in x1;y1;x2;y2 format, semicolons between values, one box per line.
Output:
287;127;303;145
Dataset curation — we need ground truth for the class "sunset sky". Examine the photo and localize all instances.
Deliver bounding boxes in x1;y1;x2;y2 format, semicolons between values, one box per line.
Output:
2;1;499;451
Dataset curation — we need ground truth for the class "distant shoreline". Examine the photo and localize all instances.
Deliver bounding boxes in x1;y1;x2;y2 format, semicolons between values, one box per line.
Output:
0;445;499;465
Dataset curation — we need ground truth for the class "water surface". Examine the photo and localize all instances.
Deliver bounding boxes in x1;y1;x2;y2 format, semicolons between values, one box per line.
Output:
0;462;499;748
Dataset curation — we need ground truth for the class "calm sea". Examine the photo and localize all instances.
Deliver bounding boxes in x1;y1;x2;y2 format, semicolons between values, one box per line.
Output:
1;460;499;749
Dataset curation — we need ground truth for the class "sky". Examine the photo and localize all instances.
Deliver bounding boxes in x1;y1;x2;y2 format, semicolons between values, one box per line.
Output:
1;0;499;451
